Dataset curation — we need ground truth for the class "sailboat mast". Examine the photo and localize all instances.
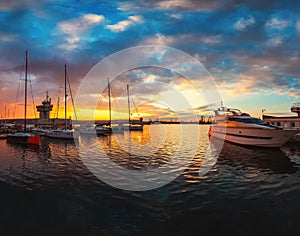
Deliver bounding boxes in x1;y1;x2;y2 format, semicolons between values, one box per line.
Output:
127;84;131;125
24;50;28;132
64;64;67;130
108;78;112;125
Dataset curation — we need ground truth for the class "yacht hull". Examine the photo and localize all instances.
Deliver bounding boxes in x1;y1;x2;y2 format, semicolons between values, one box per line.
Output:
7;135;29;144
129;125;143;131
210;126;299;147
45;130;78;140
7;133;40;145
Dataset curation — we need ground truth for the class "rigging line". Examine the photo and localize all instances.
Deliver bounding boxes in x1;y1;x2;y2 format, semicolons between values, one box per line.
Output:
13;56;26;118
55;86;64;118
130;95;139;115
13;79;21;118
110;86;122;120
66;70;77;121
28;75;37;119
26;56;37;119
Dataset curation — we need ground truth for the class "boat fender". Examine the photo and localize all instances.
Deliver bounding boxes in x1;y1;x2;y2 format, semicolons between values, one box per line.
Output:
208;126;212;136
28;136;40;145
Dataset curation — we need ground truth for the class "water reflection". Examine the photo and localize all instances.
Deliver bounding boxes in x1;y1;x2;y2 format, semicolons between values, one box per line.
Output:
1;126;300;235
217;140;297;174
281;141;300;165
2;126;300;191
79;125;188;172
184;132;299;184
0;137;95;191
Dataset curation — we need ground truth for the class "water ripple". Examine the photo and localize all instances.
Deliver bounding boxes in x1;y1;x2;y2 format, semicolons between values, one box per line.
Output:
1;125;300;234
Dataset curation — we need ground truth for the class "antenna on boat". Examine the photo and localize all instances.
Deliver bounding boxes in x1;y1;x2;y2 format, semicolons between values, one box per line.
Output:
220;101;223;108
24;50;28;132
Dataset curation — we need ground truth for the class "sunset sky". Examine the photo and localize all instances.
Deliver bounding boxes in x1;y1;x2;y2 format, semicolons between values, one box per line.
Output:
0;0;299;121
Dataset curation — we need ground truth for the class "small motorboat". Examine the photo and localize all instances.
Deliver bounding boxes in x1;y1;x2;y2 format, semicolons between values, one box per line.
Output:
209;106;299;147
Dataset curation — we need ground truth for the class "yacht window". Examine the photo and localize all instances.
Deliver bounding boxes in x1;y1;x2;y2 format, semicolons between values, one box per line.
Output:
277;122;281;126
228;117;264;124
241;118;264;124
228;117;243;122
291;122;295;127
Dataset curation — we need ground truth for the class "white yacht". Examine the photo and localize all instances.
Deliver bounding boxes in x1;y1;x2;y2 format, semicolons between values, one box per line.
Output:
209;107;299;147
45;64;78;140
96;124;124;134
7;51;40;145
79;125;110;136
79;125;97;135
125;84;143;131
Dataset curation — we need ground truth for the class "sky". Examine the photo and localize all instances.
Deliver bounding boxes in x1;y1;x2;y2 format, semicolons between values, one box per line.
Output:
0;0;299;121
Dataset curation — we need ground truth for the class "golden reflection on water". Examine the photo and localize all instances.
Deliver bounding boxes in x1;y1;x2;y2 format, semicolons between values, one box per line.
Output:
1;124;300;191
93;124;208;174
130;126;151;145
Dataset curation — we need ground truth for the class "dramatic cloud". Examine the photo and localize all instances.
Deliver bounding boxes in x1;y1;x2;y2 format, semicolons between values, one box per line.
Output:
57;14;105;50
0;0;50;10
118;0;229;12
234;16;255;31
106;15;144;32
265;17;291;31
142;34;175;46
0;0;299;118
0;32;17;42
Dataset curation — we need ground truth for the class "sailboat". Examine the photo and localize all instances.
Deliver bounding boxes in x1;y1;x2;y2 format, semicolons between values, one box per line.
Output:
96;78;123;135
46;64;78;139
7;51;40;145
126;84;143;131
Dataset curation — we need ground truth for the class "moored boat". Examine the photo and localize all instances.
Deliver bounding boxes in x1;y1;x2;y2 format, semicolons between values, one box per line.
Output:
126;84;143;131
46;129;78;139
32;128;49;136
209;106;299;147
79;125;97;135
101;78;124;134
262;102;300;129
45;64;77;140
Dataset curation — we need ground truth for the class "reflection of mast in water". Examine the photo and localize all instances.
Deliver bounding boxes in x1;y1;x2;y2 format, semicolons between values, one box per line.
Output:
107;78;112;126
107;134;112;157
213;139;297;174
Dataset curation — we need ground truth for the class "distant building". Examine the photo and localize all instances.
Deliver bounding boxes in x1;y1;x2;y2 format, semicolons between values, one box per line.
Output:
36;91;53;120
263;102;300;129
35;92;72;129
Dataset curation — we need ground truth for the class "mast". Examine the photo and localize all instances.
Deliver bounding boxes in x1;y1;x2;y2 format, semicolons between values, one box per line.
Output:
64;64;67;130
24;51;28;132
107;78;112;125
127;84;131;126
56;97;60;119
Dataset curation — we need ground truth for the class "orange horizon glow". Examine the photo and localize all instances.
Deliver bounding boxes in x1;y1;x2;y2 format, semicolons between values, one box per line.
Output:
0;103;209;121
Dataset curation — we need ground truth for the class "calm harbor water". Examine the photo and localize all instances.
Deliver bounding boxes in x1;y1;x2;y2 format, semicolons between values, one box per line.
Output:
1;125;300;235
